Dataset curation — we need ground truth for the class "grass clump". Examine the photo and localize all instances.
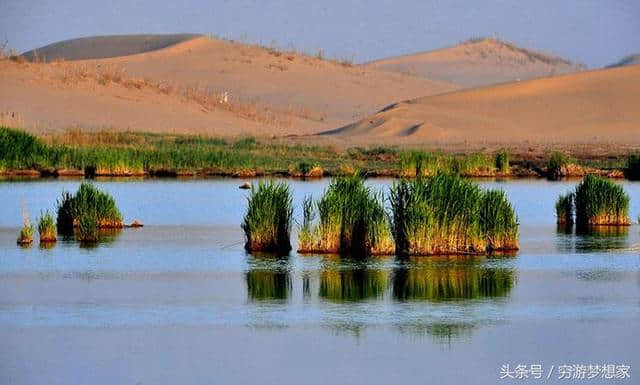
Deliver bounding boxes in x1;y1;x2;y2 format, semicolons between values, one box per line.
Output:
37;210;57;242
574;175;630;227
17;201;34;245
555;193;575;225
76;211;99;243
298;176;393;256
495;149;510;173
56;183;123;234
389;173;519;256
241;181;293;253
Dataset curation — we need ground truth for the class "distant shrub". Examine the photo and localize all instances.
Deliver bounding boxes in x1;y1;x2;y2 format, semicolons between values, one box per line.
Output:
547;151;568;180
495;149;510;173
625;153;640;180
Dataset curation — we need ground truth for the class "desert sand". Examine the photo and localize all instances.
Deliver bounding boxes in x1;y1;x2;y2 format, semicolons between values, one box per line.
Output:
322;64;640;150
21;34;202;62
2;34;639;155
1;35;456;136
364;38;584;87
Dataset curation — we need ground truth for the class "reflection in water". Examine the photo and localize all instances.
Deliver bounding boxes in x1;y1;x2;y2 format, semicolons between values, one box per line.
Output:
392;257;515;302
557;225;630;252
397;322;476;343
319;258;388;302
246;254;291;301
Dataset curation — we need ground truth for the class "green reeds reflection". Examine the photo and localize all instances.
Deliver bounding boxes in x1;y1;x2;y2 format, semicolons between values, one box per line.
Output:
391;257;515;302
318;257;389;302
246;254;291;301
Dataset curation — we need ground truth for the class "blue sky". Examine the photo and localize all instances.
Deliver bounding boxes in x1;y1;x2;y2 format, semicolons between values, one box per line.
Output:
1;0;638;68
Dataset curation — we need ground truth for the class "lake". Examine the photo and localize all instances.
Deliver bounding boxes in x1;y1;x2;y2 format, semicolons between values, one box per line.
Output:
1;178;639;384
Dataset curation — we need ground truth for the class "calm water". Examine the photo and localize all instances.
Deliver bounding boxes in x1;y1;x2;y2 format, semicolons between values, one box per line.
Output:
1;178;639;385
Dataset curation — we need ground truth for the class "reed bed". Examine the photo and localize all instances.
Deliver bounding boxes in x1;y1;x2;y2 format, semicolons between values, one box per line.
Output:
389;173;519;256
241;181;293;253
37;210;57;242
399;151;496;177
555;193;575;225
298;176;394;256
56;183;123;234
574;175;630;226
547;151;570;180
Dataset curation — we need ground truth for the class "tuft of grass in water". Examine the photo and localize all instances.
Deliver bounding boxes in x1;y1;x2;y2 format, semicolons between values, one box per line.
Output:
76;211;99;243
574;174;630;227
555;193;575;225
298;176;393;256
625;153;640;180
17;199;33;245
17;224;34;245
495;149;510;173
56;183;123;234
389;173;518;256
241;181;293;253
37;210;57;242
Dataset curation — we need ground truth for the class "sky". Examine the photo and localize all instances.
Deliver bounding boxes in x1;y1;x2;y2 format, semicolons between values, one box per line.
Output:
1;0;638;68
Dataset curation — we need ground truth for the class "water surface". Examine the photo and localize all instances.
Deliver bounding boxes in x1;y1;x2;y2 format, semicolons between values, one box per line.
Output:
1;178;639;384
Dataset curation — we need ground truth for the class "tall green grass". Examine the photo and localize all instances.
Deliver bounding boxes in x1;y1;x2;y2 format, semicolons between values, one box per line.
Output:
574;175;630;226
389;173;518;256
298;176;393;256
399;151;495;177
37;210;57;242
76;211;99;243
241;181;293;253
555;193;574;225
56;183;123;233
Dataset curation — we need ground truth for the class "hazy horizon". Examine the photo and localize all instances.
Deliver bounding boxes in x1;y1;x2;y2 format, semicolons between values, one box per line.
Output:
1;0;639;68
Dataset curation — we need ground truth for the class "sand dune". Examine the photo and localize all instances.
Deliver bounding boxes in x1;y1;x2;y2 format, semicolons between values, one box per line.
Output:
364;38;584;88
1;36;457;136
322;65;640;147
606;54;640;68
21;34;203;62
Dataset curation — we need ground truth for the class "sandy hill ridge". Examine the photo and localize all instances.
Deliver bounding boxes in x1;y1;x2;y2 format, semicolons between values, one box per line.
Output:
606;54;640;68
364;38;585;88
21;34;203;62
1;35;457;137
321;65;640;148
